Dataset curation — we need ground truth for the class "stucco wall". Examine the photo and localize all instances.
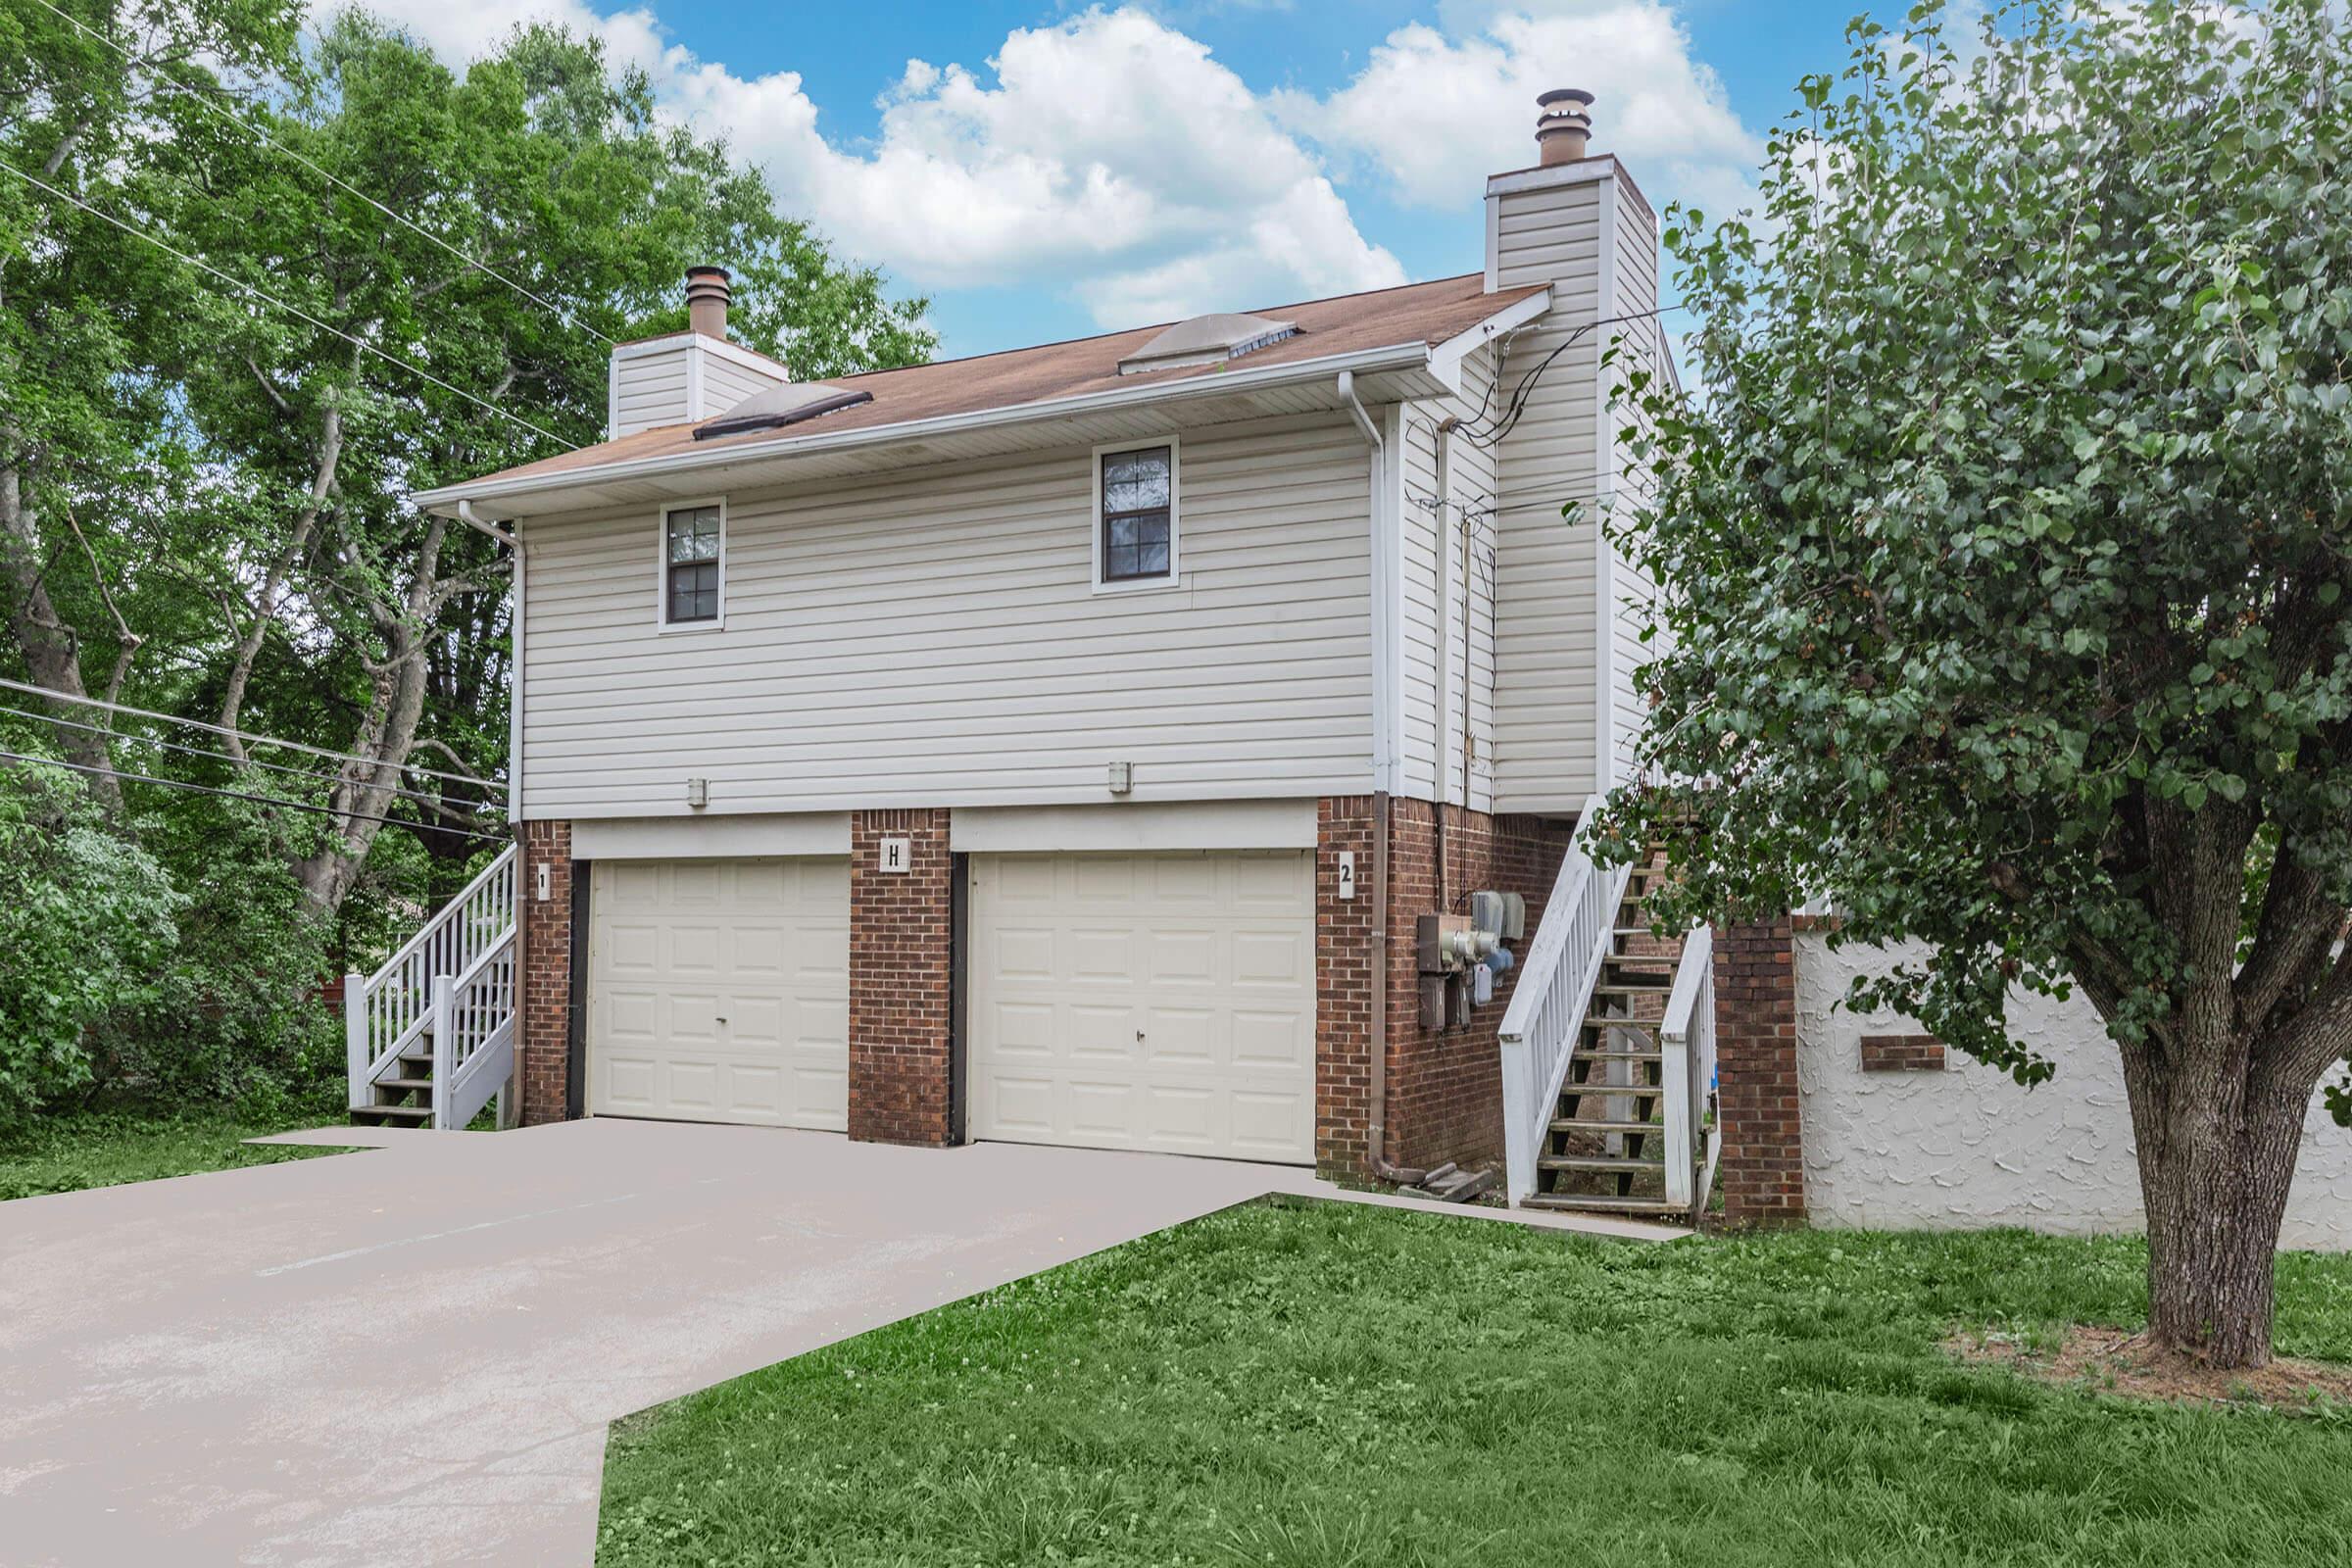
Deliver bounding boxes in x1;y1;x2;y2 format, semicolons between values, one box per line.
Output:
1795;931;2352;1251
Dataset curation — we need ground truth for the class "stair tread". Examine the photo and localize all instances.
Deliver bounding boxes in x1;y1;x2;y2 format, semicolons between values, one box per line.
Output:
355;1103;432;1121
1541;1153;1668;1172
1549;1117;1664;1134
1524;1194;1690;1217
1572;1050;1665;1064
377;1076;433;1091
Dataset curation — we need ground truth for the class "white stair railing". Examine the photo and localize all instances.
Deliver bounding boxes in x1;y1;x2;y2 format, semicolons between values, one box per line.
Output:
1497;796;1631;1205
1659;925;1718;1216
346;844;517;1125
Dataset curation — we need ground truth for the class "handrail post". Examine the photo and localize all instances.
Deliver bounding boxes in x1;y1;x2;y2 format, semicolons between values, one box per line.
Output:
1661;1024;1694;1208
430;975;456;1129
344;971;368;1109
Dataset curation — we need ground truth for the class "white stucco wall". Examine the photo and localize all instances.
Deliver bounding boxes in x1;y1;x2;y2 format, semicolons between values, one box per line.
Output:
1795;931;2352;1251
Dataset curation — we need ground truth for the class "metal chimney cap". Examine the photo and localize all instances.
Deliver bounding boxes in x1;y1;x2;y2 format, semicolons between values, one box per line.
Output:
1537;87;1595;108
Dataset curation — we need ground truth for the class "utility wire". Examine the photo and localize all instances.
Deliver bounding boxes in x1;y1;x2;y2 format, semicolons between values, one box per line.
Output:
0;675;503;789
0;750;511;843
0;160;570;448
1461;304;1680;449
0;702;497;814
24;0;617;346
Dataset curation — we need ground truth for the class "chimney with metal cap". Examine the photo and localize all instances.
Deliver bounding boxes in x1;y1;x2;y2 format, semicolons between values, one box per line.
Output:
684;266;731;339
1536;88;1594;166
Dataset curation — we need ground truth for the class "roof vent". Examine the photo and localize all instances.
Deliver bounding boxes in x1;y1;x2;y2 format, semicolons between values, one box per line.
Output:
1117;312;1298;375
695;382;873;440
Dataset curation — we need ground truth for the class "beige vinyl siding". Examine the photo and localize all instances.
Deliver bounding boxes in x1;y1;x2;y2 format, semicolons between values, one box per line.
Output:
1491;174;1607;812
1607;201;1668;784
612;341;694;437
1400;345;1502;812
701;351;788;415
521;411;1373;816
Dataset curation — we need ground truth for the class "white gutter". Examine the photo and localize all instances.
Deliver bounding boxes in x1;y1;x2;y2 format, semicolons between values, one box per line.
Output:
459;500;524;825
1336;368;1382;449
414;338;1438;514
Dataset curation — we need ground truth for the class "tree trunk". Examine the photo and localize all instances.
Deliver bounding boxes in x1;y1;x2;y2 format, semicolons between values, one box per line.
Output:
2119;1037;2308;1367
0;439;122;812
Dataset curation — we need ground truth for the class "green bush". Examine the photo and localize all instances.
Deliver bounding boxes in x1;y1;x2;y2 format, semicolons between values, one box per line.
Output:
0;765;181;1124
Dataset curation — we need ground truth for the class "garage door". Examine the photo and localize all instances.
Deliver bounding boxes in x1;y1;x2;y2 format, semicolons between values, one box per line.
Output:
969;852;1315;1163
589;858;849;1128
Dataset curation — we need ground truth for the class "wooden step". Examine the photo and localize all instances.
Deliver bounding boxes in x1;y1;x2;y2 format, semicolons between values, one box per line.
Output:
1541;1153;1667;1173
376;1076;433;1092
350;1104;431;1125
1560;1086;1664;1107
1523;1193;1690;1218
1549;1117;1663;1135
1572;1050;1664;1066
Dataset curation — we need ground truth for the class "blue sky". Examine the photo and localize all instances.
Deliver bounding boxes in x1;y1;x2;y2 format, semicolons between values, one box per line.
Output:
364;1;1890;359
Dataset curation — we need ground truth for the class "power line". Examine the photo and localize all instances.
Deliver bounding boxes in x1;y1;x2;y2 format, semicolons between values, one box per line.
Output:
0;749;511;843
0;676;503;789
0;159;571;448
1461;304;1681;449
0;701;497;814
24;0;617;346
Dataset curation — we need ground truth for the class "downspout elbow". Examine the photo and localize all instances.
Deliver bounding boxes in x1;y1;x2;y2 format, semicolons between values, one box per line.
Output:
457;499;517;548
1338;368;1382;449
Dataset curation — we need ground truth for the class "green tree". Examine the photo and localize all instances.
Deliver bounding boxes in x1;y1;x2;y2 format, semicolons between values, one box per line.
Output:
1599;0;2352;1367
0;762;180;1123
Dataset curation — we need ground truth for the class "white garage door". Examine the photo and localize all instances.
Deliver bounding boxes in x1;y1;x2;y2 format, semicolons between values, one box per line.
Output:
969;852;1315;1164
589;858;849;1128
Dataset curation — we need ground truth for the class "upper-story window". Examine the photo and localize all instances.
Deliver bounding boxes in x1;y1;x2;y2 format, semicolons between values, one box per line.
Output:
662;502;723;627
1094;441;1178;591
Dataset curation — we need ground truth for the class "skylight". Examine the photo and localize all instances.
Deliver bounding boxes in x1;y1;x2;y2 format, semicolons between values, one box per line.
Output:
695;383;873;440
1116;313;1298;376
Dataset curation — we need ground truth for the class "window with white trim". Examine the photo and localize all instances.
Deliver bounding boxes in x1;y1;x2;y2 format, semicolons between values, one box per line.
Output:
1095;444;1176;588
662;504;722;625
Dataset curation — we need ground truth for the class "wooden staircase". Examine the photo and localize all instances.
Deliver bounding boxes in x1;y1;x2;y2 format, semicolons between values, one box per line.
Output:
1523;855;1713;1220
345;845;517;1130
348;1037;441;1128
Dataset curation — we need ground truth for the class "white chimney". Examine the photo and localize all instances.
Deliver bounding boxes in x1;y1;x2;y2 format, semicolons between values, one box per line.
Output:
607;266;792;439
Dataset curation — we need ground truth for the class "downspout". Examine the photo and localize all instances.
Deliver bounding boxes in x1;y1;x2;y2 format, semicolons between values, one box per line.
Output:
458;500;522;826
1337;368;1381;450
1366;788;1411;1183
1345;370;1409;1183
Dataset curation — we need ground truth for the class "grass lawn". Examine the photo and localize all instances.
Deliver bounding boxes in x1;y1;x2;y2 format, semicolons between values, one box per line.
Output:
599;1200;2352;1567
0;1103;354;1200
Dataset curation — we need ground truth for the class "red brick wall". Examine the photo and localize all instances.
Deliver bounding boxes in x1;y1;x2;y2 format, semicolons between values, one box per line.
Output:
1315;798;1378;1172
1316;795;1571;1180
517;820;574;1126
847;808;956;1146
1714;916;1805;1225
1382;798;1574;1171
1861;1034;1945;1072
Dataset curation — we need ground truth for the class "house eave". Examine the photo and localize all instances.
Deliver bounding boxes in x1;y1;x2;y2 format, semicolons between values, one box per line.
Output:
416;338;1468;520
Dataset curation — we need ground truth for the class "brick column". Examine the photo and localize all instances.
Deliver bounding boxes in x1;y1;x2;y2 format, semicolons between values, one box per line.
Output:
518;820;576;1126
1315;797;1376;1175
1713;916;1804;1226
848;808;955;1146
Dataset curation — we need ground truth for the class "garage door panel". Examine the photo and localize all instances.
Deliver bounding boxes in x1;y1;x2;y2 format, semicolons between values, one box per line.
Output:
590;858;849;1129
971;851;1314;1165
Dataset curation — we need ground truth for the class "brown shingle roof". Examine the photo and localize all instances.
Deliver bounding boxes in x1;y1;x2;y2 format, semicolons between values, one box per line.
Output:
451;273;1543;491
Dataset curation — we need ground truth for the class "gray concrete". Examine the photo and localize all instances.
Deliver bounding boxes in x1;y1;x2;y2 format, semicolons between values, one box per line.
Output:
0;1120;1668;1566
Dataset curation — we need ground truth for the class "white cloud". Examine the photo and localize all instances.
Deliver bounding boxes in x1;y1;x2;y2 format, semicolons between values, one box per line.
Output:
1277;1;1763;224
355;1;1402;327
352;1;1768;336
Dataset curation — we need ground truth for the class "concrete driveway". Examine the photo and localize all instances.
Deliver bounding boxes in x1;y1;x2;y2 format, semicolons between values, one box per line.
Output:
0;1119;1331;1566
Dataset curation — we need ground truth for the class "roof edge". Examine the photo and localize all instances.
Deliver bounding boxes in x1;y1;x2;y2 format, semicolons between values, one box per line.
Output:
419;338;1440;516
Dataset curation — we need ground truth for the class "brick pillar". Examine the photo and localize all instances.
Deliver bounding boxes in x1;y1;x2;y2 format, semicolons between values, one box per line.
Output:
1315;797;1376;1175
1713;916;1804;1225
518;820;576;1126
848;808;955;1146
